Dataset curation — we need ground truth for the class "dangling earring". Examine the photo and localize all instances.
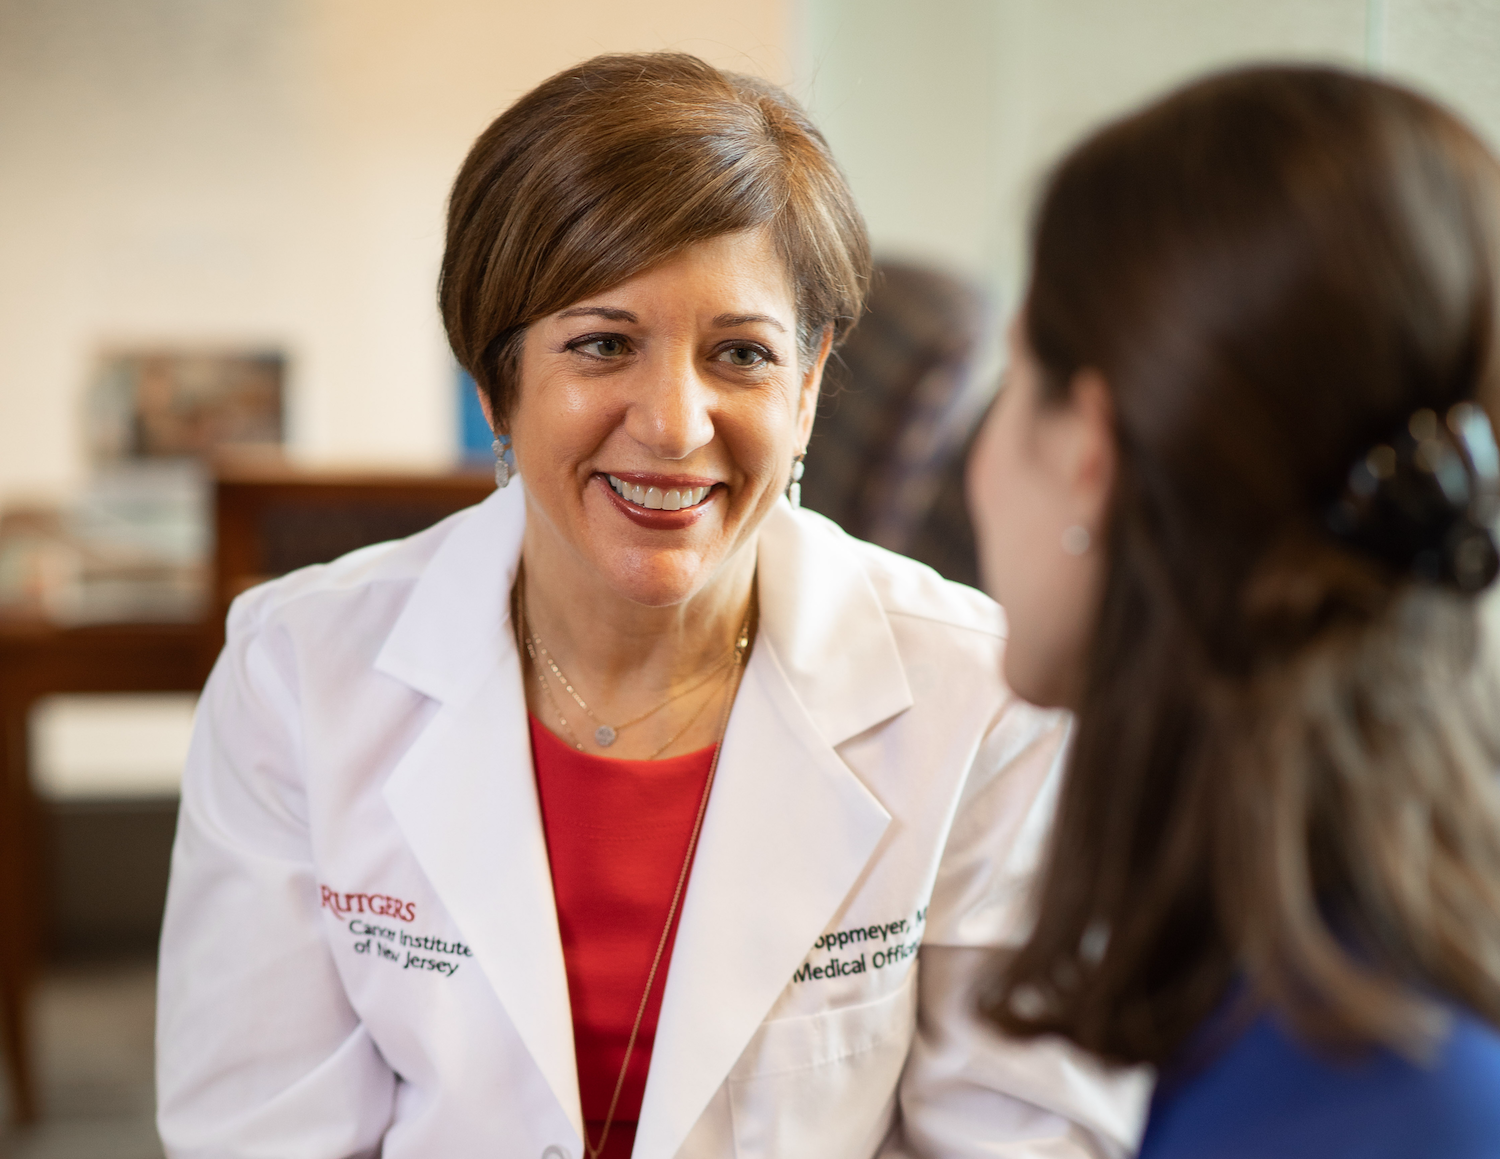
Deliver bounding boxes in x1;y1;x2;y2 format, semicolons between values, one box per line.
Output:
787;451;806;508
492;434;516;488
1061;525;1090;555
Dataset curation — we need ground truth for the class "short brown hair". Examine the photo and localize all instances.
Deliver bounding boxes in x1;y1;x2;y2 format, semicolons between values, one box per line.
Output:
983;67;1500;1065
439;52;871;423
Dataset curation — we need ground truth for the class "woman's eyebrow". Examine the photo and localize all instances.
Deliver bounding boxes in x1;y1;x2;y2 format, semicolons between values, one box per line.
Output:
557;306;637;322
714;312;787;332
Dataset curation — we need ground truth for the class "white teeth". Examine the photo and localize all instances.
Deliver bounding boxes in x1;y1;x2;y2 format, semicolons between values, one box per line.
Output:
605;476;714;509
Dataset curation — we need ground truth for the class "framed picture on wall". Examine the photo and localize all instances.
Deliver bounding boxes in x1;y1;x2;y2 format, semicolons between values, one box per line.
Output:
87;348;285;463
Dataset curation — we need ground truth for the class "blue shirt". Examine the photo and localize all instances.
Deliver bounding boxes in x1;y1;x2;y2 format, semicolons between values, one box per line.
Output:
1138;1006;1500;1158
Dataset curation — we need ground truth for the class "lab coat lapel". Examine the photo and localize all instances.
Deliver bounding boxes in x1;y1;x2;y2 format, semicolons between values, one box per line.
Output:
634;503;912;1159
377;486;584;1142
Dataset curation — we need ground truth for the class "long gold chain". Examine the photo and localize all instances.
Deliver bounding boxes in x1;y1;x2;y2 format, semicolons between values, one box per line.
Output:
510;566;756;1158
583;607;751;1159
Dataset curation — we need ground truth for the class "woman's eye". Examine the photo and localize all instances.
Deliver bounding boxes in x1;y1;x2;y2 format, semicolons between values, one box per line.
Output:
718;345;768;368
574;336;628;358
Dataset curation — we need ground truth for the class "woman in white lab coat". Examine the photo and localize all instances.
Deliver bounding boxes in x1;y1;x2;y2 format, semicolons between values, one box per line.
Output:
155;53;1142;1159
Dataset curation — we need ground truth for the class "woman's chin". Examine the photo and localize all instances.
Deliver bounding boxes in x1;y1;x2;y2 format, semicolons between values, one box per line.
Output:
568;489;749;607
589;544;732;609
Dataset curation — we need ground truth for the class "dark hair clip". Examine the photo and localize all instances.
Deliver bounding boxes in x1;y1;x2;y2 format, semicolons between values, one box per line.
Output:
1325;401;1500;593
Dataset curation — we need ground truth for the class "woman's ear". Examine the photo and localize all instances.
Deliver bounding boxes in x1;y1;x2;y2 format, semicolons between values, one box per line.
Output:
1062;368;1117;529
473;377;503;437
795;325;836;446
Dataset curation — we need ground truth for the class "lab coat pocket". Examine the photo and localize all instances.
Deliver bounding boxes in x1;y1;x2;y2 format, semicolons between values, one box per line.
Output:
727;969;917;1158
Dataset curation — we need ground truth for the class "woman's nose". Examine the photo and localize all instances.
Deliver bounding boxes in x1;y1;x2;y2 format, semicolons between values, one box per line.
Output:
627;351;715;460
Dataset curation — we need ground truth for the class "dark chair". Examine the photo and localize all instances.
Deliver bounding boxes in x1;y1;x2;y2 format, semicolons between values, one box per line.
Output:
801;261;998;588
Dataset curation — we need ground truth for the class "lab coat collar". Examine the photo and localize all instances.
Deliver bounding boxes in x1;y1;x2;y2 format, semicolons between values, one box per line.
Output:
379;484;586;1143
374;481;526;703
753;500;914;746
376;489;914;747
634;625;895;1159
377;490;911;1154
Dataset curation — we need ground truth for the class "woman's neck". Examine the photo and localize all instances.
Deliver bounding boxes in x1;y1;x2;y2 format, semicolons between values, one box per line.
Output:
514;519;757;757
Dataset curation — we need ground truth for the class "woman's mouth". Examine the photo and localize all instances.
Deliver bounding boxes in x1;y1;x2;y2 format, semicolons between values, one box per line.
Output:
606;475;715;511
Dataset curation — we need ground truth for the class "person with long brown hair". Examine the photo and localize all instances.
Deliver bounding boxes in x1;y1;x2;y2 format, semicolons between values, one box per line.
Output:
968;65;1500;1156
155;53;1142;1158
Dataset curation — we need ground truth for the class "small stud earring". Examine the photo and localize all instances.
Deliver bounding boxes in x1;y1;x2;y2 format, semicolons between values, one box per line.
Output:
1061;525;1090;555
492;434;516;488
787;452;806;508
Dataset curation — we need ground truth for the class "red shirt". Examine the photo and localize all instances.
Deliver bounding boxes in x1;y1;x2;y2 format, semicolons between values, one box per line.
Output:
529;716;716;1159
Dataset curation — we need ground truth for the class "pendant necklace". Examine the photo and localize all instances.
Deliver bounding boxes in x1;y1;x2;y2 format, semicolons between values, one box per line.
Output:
517;566;745;753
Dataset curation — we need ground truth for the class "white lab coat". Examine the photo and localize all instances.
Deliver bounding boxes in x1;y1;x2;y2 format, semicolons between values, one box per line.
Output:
156;484;1147;1159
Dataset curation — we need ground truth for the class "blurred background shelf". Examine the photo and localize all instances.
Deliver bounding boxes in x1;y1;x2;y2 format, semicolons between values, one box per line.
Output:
0;465;492;1135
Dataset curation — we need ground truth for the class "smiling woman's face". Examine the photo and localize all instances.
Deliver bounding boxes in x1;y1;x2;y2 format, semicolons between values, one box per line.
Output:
505;228;828;608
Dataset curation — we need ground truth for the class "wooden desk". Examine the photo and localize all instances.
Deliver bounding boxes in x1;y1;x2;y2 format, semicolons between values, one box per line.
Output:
0;619;210;1123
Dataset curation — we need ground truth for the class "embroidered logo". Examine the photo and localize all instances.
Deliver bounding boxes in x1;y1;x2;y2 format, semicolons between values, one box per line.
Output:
319;884;417;923
321;883;470;978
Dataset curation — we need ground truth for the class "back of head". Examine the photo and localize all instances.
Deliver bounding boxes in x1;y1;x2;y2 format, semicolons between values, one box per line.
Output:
986;66;1500;1064
440;52;870;423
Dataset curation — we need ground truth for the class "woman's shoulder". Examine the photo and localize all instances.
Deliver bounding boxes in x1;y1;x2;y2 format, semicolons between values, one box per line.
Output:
781;504;1005;640
1429;1013;1500;1145
1141;1006;1500;1159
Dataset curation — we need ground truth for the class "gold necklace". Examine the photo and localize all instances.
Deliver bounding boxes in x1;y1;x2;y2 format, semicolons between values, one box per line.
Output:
528;633;733;749
528;649;733;761
517;567;748;753
509;568;756;1158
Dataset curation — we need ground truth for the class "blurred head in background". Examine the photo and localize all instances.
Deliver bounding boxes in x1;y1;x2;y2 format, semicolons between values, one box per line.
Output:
969;65;1500;1065
800;259;995;590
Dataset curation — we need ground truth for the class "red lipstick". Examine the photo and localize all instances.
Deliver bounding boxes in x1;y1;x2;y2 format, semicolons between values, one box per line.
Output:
593;473;718;531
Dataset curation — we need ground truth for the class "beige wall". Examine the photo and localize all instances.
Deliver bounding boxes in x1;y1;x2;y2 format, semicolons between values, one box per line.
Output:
7;1;1500;511
0;0;791;509
801;0;1500;305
